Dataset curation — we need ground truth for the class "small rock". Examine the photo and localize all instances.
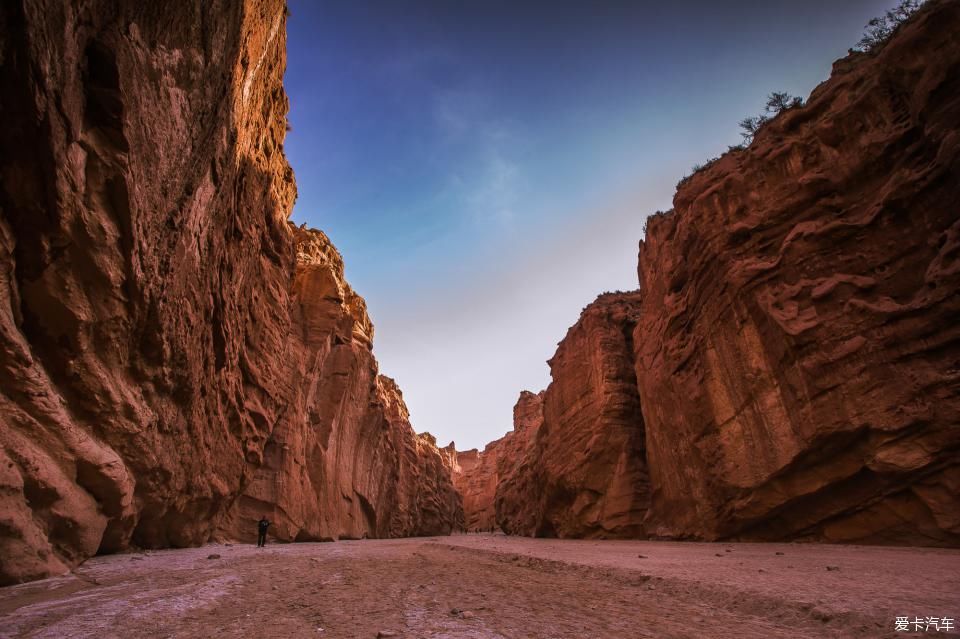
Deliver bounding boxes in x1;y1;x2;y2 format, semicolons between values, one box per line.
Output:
637;554;648;559
826;565;840;571
207;554;221;560
724;549;732;553
647;585;656;591
449;608;461;616
224;543;233;547
775;551;784;555
461;611;475;619
758;569;766;573
714;553;723;557
377;632;398;638
272;585;279;591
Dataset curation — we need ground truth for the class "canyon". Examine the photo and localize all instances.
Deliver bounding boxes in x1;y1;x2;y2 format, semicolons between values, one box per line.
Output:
456;0;960;547
0;0;461;586
1;0;958;598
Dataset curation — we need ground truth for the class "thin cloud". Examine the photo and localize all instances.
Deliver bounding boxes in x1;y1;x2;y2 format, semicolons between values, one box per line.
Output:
432;86;523;227
374;180;670;450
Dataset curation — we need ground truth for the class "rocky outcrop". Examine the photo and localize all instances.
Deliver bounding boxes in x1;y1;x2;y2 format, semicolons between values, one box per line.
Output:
452;448;492;531
0;0;460;586
450;391;543;532
490;391;544;533
488;0;960;546
635;0;960;545
216;229;463;542
495;295;650;538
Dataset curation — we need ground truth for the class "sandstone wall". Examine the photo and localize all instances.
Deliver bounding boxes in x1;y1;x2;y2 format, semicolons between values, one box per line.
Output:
216;229;463;542
452;447;494;531
495;296;650;538
450;391;544;532
0;0;460;585
483;0;960;546
635;0;960;544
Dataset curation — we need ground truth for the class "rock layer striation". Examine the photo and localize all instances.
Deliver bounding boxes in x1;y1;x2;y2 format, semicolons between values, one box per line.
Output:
0;0;460;585
452;390;544;532
634;1;960;544
495;295;650;538
466;1;960;546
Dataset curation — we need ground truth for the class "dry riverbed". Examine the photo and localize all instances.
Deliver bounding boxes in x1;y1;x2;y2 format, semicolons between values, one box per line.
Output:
1;534;958;638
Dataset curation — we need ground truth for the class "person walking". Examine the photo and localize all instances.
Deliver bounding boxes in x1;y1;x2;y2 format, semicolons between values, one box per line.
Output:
257;516;271;547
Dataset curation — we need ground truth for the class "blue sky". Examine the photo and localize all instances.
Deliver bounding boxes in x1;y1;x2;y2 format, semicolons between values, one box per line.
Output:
284;0;894;450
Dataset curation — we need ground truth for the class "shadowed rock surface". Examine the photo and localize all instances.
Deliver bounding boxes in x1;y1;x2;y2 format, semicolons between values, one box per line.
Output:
496;295;650;538
452;390;544;532
466;0;960;546
0;0;460;585
452;447;493;532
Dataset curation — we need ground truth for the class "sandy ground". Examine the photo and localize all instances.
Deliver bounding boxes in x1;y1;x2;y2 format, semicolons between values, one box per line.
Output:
1;534;958;639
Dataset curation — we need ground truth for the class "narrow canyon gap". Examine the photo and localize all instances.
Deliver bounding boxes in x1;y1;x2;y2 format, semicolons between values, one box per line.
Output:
1;0;959;591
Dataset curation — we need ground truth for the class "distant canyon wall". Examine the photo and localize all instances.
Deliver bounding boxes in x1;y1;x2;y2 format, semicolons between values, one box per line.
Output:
0;0;460;586
460;0;960;546
452;390;543;532
495;296;650;538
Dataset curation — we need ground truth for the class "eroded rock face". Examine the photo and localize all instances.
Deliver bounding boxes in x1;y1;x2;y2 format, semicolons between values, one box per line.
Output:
452;448;490;531
0;0;460;585
449;391;544;533
216;230;463;542
635;0;960;545
454;445;499;532
496;295;650;538
487;1;960;546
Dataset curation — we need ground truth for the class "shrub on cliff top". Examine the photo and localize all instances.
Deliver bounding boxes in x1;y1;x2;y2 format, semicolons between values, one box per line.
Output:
672;0;924;200
738;91;804;145
766;91;803;113
854;0;923;52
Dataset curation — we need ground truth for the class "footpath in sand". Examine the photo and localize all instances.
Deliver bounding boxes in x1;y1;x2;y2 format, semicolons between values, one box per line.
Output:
1;534;957;638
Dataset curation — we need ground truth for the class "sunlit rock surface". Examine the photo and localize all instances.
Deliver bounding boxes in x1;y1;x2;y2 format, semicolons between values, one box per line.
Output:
0;0;460;585
217;229;464;542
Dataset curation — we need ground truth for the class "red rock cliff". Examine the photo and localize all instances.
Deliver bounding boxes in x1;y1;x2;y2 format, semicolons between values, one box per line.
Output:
0;0;460;585
487;1;960;546
635;0;960;545
452;447;492;531
216;229;463;542
452;390;543;532
496;295;650;538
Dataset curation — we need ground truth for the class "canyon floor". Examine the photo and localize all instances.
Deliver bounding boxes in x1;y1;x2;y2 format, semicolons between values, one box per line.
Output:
1;534;957;639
